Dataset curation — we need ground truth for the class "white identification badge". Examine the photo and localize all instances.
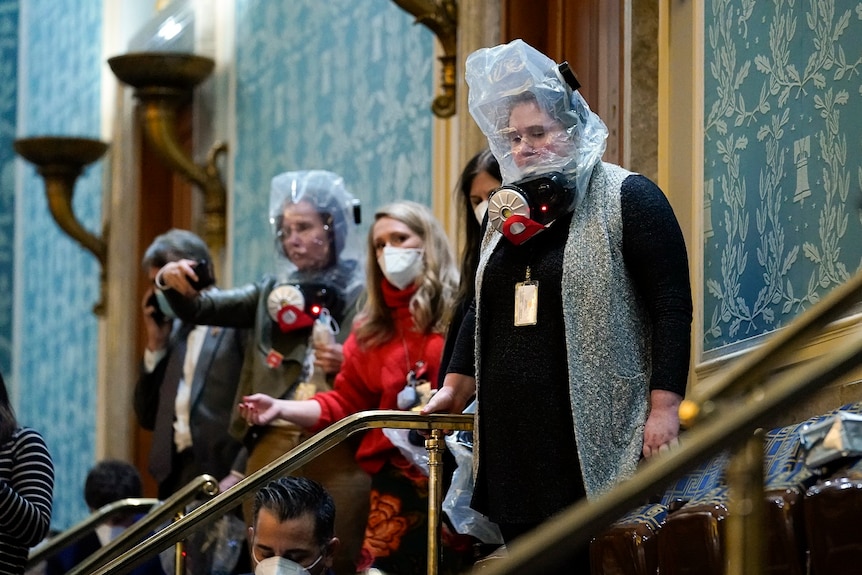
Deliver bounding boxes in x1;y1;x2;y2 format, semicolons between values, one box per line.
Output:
514;280;539;326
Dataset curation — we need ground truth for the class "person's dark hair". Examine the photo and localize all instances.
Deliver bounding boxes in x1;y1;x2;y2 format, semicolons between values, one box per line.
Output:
455;149;501;307
503;84;582;131
84;460;143;510
141;229;213;274
0;372;18;445
252;476;335;546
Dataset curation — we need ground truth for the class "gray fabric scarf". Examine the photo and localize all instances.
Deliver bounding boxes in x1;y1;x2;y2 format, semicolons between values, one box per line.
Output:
473;162;650;498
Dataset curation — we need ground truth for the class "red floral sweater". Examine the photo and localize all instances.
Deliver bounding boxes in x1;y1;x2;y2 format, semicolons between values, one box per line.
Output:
312;281;444;475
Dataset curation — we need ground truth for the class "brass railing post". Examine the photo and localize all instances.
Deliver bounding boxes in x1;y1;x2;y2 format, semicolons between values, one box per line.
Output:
725;429;765;575
426;428;446;575
173;510;186;575
85;412;472;575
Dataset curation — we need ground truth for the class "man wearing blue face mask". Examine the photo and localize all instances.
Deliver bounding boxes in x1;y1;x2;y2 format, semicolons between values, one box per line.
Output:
246;476;338;575
134;229;249;574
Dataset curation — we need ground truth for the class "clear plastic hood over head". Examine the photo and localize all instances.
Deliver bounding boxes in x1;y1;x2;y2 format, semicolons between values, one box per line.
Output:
269;170;364;299
465;39;609;196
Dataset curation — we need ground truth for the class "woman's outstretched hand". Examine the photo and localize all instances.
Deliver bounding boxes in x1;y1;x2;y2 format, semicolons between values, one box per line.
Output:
238;394;282;426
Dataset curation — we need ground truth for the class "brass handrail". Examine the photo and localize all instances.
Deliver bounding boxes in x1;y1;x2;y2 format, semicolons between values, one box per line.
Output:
67;475;219;575
26;498;159;567
472;268;862;574
87;411;473;575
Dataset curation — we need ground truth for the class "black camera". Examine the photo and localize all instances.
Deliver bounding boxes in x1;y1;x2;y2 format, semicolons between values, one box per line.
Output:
189;259;214;291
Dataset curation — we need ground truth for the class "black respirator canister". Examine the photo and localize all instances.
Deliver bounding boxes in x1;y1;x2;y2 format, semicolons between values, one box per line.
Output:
487;171;576;245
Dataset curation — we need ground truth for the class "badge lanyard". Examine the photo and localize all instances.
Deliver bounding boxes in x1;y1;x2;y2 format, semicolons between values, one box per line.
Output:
514;264;539;326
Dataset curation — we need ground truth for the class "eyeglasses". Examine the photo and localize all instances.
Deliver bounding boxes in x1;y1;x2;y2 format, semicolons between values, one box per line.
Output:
499;124;566;148
276;223;331;241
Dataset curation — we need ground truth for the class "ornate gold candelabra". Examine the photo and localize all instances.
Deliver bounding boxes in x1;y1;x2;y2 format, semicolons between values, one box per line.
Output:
13;136;110;315
107;52;227;258
393;0;458;118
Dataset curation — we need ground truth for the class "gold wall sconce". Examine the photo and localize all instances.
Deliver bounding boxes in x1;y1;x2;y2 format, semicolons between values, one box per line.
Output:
393;0;458;118
107;52;227;258
14;136;110;315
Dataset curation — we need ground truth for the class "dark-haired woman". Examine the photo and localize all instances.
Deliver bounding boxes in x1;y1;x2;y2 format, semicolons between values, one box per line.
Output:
438;149;501;388
0;372;54;575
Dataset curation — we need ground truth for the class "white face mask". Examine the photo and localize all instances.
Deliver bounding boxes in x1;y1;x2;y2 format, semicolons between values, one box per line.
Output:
473;200;489;225
95;524;126;546
254;553;322;575
377;245;424;290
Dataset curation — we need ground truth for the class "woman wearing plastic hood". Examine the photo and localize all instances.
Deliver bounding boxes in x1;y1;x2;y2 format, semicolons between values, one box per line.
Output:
239;201;475;574
422;39;693;570
155;170;370;575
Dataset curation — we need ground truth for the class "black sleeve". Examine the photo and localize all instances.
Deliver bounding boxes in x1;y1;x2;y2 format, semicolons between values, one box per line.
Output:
132;352;170;431
621;175;693;397
438;298;470;387
446;299;477;378
163;282;262;328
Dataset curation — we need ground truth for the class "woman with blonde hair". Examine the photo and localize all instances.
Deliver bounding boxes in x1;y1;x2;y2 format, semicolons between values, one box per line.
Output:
240;200;472;574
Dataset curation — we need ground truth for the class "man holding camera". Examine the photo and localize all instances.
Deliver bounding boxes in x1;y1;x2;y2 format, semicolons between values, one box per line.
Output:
135;229;250;574
134;229;248;501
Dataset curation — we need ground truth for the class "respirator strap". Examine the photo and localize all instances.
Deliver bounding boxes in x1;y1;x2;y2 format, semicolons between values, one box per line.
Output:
502;215;546;245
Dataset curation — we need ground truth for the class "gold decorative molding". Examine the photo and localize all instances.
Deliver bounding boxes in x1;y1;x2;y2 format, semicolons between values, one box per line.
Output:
14;136;110;315
393;0;458;118
107;52;227;257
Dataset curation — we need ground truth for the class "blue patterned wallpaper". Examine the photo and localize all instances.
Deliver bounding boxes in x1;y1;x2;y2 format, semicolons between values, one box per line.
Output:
231;0;433;284
0;0;17;380
702;0;862;358
16;0;103;529
6;0;434;532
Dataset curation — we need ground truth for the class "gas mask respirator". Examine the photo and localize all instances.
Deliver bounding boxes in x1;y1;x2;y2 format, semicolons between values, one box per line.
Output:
486;171;576;245
267;282;343;333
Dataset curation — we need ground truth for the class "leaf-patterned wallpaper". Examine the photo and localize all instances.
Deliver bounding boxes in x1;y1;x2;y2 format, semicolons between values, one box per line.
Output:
3;0;433;531
14;0;103;529
703;0;862;358
230;0;433;284
0;0;17;380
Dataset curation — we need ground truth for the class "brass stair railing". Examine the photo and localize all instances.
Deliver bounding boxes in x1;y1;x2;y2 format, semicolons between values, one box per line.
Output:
472;267;862;574
67;475;220;575
82;411;472;575
48;262;862;575
27;497;159;568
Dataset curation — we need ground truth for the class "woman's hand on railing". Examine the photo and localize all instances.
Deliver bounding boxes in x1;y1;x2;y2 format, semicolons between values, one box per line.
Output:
422;373;476;416
643;389;683;459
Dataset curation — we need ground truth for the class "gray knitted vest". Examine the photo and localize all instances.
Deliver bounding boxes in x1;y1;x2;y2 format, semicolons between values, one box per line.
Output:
475;162;650;499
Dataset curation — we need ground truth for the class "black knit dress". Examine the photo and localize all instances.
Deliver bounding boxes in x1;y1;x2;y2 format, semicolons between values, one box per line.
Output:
447;174;692;528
